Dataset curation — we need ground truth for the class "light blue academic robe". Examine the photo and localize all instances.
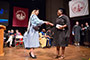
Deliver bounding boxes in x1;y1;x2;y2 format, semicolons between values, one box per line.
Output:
24;14;44;48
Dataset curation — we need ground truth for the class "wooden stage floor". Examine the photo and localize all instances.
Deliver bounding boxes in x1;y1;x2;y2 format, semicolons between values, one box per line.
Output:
0;45;90;60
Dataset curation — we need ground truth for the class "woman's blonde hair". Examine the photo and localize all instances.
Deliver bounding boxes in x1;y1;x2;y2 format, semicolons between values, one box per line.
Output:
31;10;36;15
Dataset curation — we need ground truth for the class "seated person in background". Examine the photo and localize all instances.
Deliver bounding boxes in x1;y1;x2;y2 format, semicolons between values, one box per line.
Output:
5;30;14;47
4;30;11;44
5;30;11;40
15;30;23;46
15;30;22;37
46;29;54;47
39;29;47;48
7;30;11;37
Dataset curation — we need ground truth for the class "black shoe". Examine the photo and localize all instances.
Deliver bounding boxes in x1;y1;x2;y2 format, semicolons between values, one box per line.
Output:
29;52;37;59
55;55;60;59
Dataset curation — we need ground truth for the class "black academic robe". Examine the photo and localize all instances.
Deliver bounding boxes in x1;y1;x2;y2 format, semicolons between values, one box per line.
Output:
53;15;70;47
72;25;81;42
84;26;90;45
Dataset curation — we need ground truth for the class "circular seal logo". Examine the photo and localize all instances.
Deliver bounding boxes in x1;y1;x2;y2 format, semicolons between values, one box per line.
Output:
71;1;85;14
16;10;26;20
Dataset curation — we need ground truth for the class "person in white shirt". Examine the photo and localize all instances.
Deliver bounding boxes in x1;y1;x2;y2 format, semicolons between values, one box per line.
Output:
5;30;14;47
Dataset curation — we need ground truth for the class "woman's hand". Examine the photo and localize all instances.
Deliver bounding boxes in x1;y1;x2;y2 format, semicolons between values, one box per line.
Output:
44;21;49;25
58;25;67;29
49;23;54;26
44;21;54;26
58;26;64;29
72;32;74;35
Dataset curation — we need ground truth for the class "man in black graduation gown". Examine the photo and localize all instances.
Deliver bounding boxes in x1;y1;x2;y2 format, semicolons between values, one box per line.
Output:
84;22;90;47
72;21;81;46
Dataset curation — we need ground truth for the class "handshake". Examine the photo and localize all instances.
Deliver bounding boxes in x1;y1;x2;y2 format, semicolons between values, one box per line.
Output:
44;21;54;26
44;21;64;30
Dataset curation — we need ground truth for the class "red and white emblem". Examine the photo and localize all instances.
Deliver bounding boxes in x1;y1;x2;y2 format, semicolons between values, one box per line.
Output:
71;1;85;14
16;10;26;20
69;0;89;17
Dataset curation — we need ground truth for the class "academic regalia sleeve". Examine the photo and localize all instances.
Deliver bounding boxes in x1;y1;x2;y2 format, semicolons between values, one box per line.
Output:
64;15;70;38
31;15;44;26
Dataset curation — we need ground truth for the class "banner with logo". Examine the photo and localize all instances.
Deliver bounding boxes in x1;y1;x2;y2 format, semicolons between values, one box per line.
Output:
13;7;28;27
69;0;89;18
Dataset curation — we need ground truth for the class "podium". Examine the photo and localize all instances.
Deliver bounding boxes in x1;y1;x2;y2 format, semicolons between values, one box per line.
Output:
0;25;6;56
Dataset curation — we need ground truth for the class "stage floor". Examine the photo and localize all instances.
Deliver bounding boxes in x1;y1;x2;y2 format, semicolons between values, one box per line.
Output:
0;45;90;60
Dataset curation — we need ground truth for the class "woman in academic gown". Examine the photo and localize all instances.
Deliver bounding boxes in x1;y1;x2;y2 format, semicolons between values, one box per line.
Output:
24;8;53;59
53;8;70;59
